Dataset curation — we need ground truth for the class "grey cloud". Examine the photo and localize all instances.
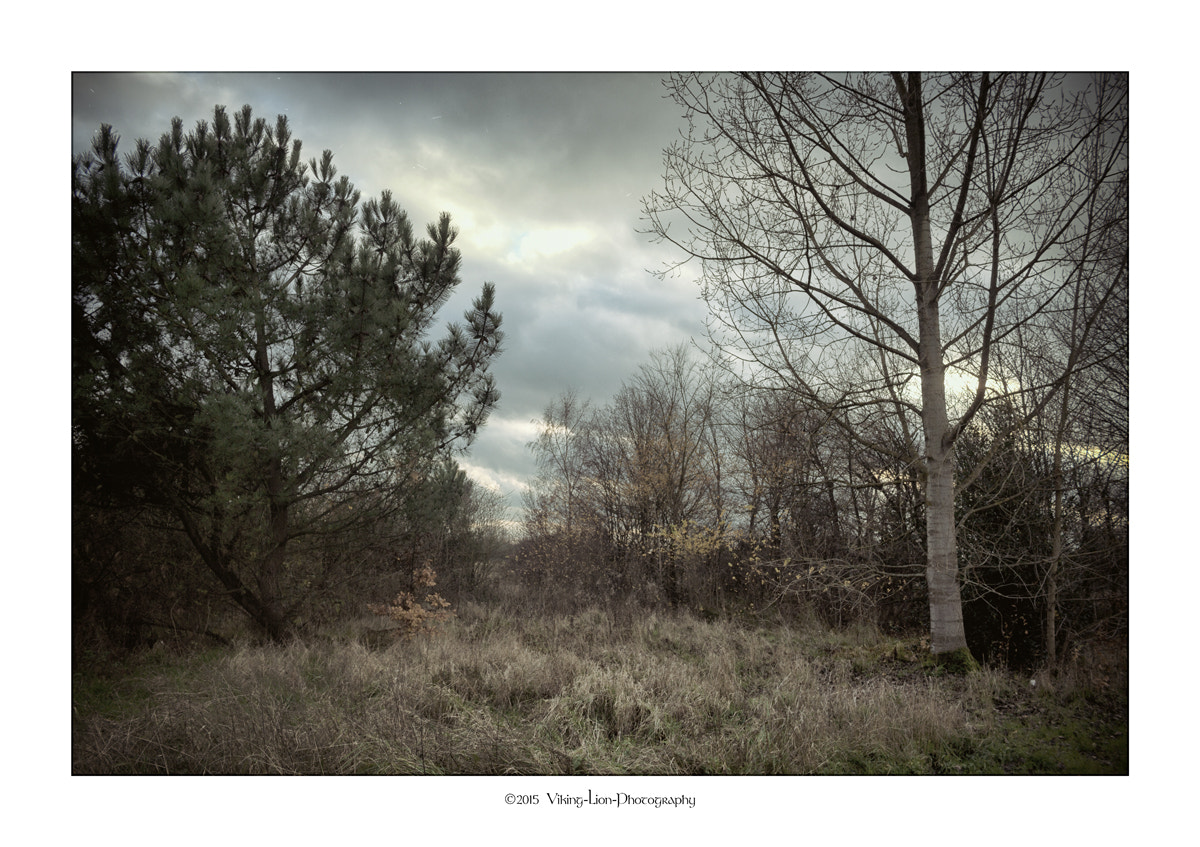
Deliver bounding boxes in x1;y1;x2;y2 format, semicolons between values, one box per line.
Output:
72;72;702;523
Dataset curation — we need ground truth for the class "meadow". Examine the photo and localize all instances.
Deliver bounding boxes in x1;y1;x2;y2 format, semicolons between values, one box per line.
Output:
72;590;1127;776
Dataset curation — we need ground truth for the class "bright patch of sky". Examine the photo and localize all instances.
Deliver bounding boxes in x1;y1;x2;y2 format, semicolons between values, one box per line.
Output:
899;367;1023;420
507;226;595;264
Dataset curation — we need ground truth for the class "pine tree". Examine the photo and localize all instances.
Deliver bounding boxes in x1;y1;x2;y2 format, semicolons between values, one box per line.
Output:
73;105;503;641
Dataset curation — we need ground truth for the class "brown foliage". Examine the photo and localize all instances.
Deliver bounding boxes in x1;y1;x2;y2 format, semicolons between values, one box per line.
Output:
367;562;455;637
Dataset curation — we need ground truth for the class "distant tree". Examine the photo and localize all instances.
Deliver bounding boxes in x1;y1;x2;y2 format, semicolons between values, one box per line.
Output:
645;73;1127;658
522;348;726;608
441;478;512;597
610;347;717;535
728;389;844;557
607;345;719;605
73;105;503;641
524;388;592;562
1005;176;1128;662
953;399;1054;666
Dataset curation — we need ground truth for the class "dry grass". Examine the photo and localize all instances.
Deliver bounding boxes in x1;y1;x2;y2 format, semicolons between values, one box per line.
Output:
72;603;1127;774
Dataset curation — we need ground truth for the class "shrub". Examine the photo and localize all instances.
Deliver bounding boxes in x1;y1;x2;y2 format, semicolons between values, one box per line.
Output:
366;562;455;638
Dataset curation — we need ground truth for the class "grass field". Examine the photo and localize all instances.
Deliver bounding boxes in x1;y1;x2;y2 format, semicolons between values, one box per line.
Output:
72;601;1127;775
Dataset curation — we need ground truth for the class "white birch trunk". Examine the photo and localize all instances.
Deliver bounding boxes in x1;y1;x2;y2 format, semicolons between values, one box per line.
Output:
901;73;971;656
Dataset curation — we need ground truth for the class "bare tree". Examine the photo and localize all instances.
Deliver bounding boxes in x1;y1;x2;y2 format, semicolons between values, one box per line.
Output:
645;73;1127;658
525;388;592;554
523;347;729;607
1012;165;1129;661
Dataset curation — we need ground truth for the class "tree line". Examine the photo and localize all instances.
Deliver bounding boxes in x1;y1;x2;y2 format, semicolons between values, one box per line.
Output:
519;336;1125;668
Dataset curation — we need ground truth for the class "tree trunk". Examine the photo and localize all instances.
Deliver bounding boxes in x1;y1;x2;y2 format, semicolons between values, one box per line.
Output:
1046;524;1059;662
918;297;968;655
899;72;971;657
1045;374;1072;664
257;485;291;643
256;293;292;644
923;411;968;655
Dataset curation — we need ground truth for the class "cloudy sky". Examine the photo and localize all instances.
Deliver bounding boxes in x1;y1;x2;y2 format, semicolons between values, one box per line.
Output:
73;72;709;520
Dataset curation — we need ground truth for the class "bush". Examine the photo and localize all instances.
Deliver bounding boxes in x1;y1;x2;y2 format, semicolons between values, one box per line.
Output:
366;563;455;638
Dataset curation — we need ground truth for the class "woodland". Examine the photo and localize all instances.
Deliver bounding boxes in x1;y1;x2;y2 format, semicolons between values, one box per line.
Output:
72;73;1127;775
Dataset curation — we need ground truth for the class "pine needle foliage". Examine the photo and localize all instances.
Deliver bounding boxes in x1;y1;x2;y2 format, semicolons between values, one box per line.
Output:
73;105;503;641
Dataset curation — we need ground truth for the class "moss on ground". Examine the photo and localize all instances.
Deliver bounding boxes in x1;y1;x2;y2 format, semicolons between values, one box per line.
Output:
923;646;980;675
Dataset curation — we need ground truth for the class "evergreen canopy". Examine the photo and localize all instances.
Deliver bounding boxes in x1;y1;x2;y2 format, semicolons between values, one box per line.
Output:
72;104;503;639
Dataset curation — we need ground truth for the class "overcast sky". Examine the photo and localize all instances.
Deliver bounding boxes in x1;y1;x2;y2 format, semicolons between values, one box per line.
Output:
73;72;709;520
